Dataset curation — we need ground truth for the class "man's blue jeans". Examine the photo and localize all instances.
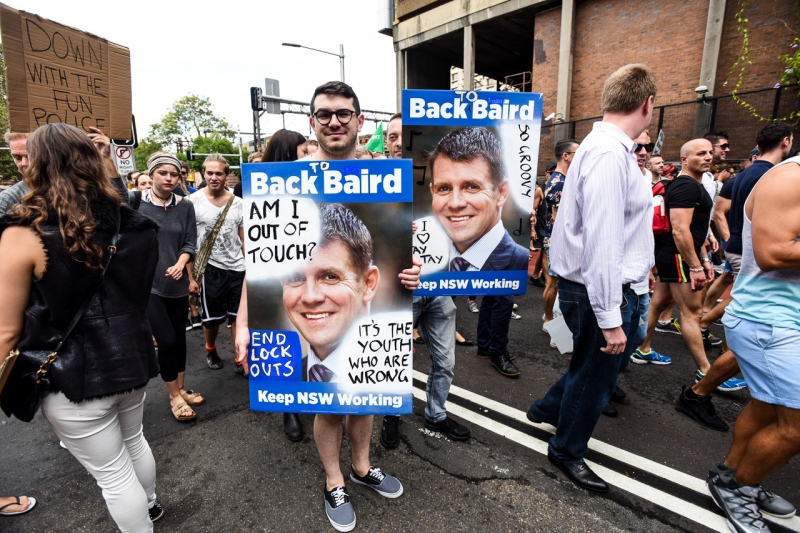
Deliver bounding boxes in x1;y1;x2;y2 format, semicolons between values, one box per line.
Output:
618;291;650;374
529;278;641;463
413;296;456;423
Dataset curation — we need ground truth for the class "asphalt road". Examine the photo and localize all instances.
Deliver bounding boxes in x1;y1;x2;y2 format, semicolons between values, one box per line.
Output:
2;284;799;532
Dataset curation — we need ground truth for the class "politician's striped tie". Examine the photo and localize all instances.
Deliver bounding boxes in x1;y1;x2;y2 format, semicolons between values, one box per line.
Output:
449;257;470;271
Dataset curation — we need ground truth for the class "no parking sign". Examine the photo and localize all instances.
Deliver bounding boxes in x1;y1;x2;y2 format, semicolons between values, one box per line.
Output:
112;143;136;179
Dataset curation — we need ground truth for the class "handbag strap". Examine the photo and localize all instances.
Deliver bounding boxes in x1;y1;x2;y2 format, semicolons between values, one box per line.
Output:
191;192;236;282
34;211;122;383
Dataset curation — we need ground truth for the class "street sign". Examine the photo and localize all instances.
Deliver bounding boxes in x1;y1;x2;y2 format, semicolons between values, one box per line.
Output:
264;78;280;114
653;129;665;156
112;143;136;178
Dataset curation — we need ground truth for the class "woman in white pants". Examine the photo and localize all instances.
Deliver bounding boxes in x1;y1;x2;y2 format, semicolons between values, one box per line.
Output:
0;123;163;532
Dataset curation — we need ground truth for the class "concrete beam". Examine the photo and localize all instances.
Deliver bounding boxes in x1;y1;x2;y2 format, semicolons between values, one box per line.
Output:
698;0;727;96
556;0;575;125
395;0;552;51
464;25;476;91
396;49;406;111
693;0;726;137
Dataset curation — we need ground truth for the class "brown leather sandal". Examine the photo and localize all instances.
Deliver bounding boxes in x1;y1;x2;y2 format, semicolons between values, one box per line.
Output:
171;401;196;422
180;389;205;406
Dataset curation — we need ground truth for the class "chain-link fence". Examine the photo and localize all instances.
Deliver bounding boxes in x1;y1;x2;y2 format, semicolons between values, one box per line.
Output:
537;85;800;178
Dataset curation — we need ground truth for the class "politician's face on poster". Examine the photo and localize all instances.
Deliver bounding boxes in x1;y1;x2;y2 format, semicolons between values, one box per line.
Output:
281;239;379;362
430;154;509;255
403;89;544;296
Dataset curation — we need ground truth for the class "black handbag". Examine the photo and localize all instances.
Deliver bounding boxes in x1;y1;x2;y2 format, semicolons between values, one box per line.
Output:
0;215;120;422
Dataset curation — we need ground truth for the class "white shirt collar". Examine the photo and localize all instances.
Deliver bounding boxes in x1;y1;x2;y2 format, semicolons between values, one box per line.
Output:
449;219;505;270
307;342;345;381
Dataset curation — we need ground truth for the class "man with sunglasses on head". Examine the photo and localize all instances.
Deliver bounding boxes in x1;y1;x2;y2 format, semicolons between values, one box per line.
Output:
236;82;421;532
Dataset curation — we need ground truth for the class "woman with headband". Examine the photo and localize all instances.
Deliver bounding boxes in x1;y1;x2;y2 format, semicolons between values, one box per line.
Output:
140;152;201;421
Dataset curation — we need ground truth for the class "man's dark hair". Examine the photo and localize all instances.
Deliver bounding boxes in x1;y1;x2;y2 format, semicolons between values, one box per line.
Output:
428;127;505;186
704;130;729;146
756;121;793;154
389;112;402;122
318;203;373;277
310;81;361;115
554;139;578;160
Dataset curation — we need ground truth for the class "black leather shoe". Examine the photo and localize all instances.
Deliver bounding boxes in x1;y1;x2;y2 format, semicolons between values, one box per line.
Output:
456;338;475;346
425;416;471;441
283;413;303;442
602;402;618;417
478;348;514;360
380;415;400;448
548;453;609;492
611;386;626;403
526;410;542;424
490;352;520;378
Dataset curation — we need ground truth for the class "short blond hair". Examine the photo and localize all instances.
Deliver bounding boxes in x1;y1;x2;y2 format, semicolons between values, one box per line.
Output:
4;131;29;143
201;153;230;175
600;64;657;114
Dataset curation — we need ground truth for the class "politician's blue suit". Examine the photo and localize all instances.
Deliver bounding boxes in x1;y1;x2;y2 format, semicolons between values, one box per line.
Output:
477;232;529;356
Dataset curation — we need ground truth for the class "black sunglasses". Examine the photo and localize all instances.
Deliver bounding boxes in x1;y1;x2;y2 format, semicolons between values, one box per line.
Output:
313;109;357;125
636;143;655;152
715;143;731;150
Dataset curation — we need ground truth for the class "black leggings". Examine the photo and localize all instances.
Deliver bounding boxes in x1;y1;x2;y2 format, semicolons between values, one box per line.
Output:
147;294;188;382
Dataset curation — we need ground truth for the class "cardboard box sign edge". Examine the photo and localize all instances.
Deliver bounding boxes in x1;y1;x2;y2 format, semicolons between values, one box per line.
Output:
0;2;132;140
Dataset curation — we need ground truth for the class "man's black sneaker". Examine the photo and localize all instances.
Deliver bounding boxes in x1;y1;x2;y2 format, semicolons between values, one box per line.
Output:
206;349;224;370
425;416;471;441
148;501;165;522
323;486;356;532
655;318;682;335
234;362;245;376
185;317;193;331
703;329;723;349
191;314;202;329
380;415;400;448
675;385;729;431
349;466;403;498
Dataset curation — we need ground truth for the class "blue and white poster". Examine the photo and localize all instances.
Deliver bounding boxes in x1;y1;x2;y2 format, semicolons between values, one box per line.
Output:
241;159;414;415
403;89;543;296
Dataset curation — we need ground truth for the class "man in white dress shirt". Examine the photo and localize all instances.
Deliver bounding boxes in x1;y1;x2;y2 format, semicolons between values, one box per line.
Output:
526;64;657;493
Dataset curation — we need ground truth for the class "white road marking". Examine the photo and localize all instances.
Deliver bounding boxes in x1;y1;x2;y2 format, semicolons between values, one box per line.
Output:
412;371;800;532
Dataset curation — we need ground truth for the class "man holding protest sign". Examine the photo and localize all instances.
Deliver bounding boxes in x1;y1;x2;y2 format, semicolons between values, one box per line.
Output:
236;82;420;532
429;127;528;378
381;113;472;450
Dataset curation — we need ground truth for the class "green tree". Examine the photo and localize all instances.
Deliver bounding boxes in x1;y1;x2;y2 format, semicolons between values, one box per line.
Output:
185;135;249;177
0;43;21;182
149;94;235;148
133;137;164;171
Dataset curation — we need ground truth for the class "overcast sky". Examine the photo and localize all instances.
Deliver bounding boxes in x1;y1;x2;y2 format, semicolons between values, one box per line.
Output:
16;0;398;145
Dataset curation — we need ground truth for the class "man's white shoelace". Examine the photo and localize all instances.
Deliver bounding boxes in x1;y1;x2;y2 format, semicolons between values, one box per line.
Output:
368;468;385;482
330;487;347;507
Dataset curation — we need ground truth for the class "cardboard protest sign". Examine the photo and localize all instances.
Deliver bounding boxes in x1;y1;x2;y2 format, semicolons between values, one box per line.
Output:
402;89;543;296
242;159;414;415
0;3;132;139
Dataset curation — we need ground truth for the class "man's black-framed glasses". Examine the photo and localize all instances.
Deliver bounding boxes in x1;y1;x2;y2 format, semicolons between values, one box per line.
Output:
636;143;655;152
313;109;357;125
715;143;731;150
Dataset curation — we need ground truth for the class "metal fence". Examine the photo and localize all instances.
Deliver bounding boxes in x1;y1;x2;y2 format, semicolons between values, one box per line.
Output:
537;85;800;179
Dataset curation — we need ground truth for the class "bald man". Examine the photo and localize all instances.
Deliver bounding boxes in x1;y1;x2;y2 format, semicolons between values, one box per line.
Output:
641;139;716;381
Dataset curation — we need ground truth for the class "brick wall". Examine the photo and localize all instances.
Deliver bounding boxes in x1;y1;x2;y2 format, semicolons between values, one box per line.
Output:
570;0;708;120
715;0;796;94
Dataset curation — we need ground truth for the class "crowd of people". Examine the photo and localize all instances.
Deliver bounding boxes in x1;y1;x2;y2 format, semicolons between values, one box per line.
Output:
0;68;798;533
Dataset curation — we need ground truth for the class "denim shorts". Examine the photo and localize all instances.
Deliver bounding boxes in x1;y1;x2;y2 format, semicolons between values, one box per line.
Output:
724;313;800;408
